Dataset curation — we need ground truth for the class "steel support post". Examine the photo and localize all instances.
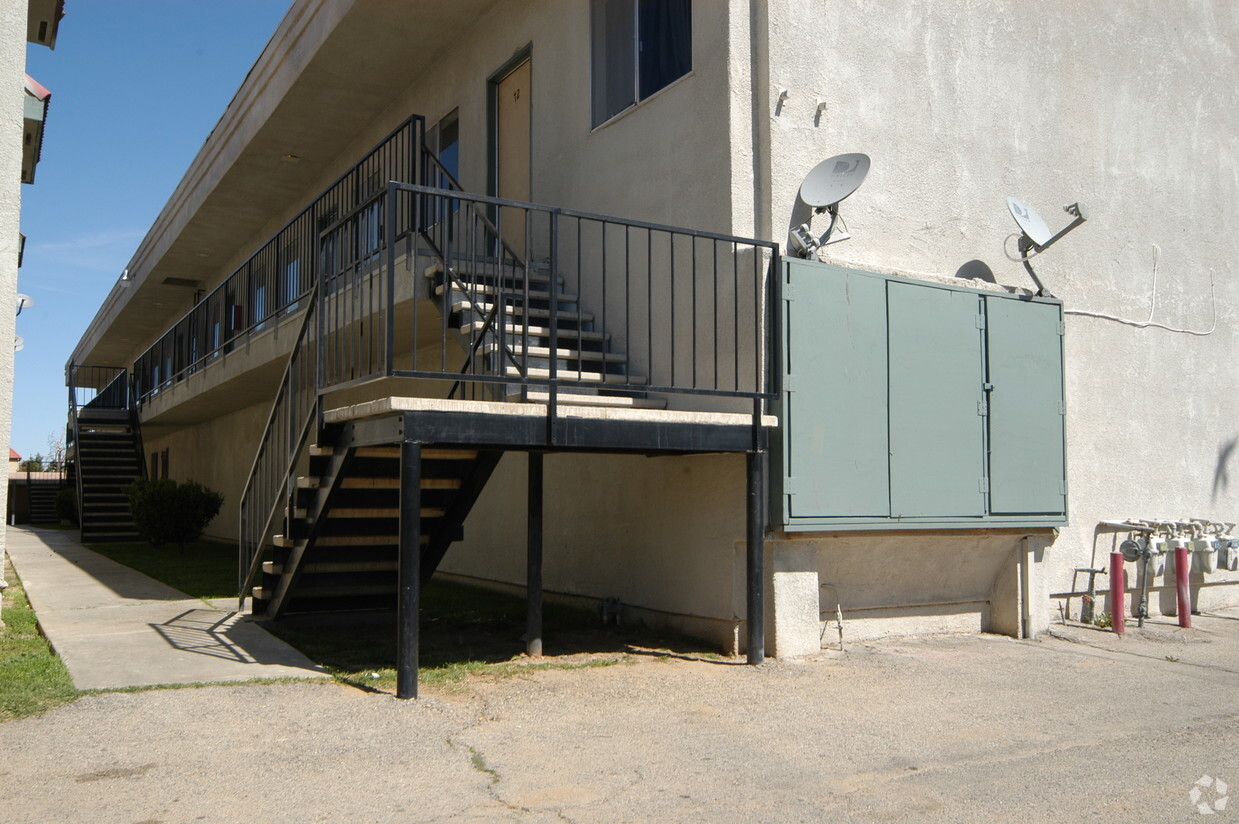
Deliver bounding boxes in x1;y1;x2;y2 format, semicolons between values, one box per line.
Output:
396;439;422;699
527;452;544;658
746;450;766;665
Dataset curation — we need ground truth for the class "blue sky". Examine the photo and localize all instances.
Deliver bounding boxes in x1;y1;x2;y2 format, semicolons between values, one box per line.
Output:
15;1;292;461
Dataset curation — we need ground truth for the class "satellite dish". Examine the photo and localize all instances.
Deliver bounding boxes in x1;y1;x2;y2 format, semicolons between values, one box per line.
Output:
15;294;33;316
800;153;871;210
1007;198;1053;248
1004;196;1089;297
791;153;871;258
14;335;24;352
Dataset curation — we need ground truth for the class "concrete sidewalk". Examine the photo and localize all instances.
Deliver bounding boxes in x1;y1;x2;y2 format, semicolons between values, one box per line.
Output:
5;526;328;690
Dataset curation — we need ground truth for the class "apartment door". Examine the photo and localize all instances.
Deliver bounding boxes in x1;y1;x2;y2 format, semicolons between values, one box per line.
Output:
495;57;531;258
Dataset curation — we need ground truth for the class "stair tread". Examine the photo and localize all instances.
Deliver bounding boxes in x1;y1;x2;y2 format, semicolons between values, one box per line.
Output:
508;391;666;409
514;366;647;385
452;300;592;323
482;343;627;362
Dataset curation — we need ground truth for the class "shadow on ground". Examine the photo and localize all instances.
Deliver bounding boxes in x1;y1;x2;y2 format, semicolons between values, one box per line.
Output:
260;579;733;690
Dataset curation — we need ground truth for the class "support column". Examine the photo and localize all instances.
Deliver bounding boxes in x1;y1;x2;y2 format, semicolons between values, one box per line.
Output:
746;450;766;665
396;439;422;699
527;452;544;658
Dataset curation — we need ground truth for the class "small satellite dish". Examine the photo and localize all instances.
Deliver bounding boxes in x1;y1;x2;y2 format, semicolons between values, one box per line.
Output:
1004;196;1089;297
800;154;871;210
1007;198;1053;248
791;153;871;258
15;294;33;316
13;335;24;352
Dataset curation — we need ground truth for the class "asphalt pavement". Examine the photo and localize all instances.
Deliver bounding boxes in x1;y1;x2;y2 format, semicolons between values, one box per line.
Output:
3;591;1238;822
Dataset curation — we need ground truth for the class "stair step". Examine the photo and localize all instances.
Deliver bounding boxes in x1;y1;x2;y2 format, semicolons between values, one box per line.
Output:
482;343;627;363
515;366;646;385
452;300;592;324
508;391;667;409
423;260;554;281
338;477;461;490
471;323;608;341
435;282;572;303
327;507;443;519
313;534;428;547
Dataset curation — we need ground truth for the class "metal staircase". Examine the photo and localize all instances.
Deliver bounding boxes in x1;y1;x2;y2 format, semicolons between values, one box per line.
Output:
67;366;145;543
251;444;501;616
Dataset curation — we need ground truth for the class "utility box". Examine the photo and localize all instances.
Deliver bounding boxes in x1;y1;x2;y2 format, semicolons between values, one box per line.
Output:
774;259;1067;531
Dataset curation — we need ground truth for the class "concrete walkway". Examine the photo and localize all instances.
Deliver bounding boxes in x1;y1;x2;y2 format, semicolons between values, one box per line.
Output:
5;526;328;690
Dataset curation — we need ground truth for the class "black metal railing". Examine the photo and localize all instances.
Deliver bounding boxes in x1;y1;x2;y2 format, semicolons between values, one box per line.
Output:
238;283;320;602
383;182;779;413
218;117;774;604
132;115;424;404
68;364;130;414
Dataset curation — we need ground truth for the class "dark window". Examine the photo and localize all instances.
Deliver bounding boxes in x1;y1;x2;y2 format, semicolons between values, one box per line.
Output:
591;0;691;128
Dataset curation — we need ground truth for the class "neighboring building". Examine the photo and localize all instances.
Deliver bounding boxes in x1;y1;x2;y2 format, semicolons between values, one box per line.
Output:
66;1;1239;670
2;1;64;619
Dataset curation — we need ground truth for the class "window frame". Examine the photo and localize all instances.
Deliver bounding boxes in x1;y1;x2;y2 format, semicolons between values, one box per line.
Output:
589;0;693;130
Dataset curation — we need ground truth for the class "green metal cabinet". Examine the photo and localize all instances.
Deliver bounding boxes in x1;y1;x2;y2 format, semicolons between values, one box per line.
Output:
775;259;1067;531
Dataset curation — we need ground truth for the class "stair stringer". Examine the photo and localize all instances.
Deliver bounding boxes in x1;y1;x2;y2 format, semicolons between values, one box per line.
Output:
264;442;352;619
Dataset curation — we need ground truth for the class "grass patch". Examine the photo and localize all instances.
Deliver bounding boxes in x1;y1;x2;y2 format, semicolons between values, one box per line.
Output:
0;559;79;720
84;538;236;601
264;579;717;692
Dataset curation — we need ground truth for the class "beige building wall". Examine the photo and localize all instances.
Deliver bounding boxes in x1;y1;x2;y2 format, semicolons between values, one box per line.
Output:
100;1;1239;652
749;0;1239;641
0;2;27;616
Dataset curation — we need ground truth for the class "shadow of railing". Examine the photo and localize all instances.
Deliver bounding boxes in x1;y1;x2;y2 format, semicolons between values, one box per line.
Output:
149;609;257;663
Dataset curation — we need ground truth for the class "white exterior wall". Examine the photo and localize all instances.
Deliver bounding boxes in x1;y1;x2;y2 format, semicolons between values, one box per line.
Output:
0;1;26;618
753;0;1239;641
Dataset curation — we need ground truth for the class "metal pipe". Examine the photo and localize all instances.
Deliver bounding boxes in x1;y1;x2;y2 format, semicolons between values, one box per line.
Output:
1174;546;1192;629
1109;552;1125;635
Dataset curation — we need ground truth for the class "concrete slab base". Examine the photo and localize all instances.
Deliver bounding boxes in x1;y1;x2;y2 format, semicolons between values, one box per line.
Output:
5;527;328;690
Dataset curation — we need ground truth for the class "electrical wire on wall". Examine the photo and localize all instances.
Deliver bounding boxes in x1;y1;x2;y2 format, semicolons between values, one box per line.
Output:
1062;244;1217;336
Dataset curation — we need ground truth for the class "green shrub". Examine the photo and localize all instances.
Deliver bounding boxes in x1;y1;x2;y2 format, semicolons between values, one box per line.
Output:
126;479;224;553
54;487;78;526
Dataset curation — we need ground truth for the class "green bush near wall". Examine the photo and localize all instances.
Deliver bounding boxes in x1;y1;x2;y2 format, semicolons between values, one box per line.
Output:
125;479;224;553
54;487;78;526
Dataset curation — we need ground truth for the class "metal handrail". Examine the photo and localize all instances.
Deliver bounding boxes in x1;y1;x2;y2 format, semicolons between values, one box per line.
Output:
134;115;425;405
237;281;321;605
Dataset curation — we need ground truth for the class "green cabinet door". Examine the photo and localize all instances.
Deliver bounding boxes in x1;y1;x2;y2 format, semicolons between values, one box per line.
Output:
985;297;1067;515
887;282;986;518
785;261;890;517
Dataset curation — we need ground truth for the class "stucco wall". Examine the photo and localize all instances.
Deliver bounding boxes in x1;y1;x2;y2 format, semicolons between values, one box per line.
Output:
1;1;26;601
757;0;1239;628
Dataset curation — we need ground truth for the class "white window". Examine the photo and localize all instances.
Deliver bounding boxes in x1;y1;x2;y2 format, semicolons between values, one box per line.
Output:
591;0;692;128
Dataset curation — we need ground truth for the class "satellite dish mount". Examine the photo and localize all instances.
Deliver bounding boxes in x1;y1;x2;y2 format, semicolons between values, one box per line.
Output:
1006;197;1088;297
791;153;870;258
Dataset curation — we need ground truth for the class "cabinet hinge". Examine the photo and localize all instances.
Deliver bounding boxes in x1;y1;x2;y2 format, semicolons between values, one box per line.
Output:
783;282;795;301
1058;321;1066;336
783;375;793;393
979;477;990;493
1059;401;1066;415
1060;479;1068;495
785;477;797;496
976;314;987;330
977;398;988;416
